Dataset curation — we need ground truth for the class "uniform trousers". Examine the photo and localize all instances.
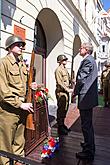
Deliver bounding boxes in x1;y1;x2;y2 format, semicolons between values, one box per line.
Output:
55;91;69;126
79;108;95;155
103;82;110;105
0;103;26;165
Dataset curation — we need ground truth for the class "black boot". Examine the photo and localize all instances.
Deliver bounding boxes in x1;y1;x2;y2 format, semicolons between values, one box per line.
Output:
76;151;94;160
104;102;108;107
58;125;68;135
80;142;85;148
80;142;95;153
63;124;71;132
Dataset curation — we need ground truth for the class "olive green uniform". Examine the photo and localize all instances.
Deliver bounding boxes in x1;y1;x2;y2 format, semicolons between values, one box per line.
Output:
0;54;28;165
55;64;70;126
101;68;110;106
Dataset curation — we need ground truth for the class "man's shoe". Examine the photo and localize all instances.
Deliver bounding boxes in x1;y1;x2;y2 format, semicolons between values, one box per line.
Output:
80;142;95;152
80;142;85;148
58;126;68;135
63;125;71;132
76;151;94;160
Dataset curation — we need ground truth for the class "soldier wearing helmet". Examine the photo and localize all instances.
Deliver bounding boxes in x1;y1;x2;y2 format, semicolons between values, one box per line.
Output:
55;54;73;135
5;35;26;51
57;54;68;63
0;35;33;165
100;61;110;107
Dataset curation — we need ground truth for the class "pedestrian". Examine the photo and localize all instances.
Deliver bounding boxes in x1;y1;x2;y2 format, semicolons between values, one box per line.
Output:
0;35;33;165
72;42;98;160
55;55;73;135
100;62;110;107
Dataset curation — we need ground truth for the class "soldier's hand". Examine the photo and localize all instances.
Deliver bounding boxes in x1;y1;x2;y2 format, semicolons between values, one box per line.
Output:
20;103;34;113
30;82;37;90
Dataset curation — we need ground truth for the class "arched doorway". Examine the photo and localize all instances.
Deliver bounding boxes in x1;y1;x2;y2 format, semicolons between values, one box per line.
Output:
37;8;64;100
25;8;63;155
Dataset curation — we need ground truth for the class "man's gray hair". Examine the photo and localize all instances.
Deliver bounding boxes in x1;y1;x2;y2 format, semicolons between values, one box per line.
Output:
82;42;93;54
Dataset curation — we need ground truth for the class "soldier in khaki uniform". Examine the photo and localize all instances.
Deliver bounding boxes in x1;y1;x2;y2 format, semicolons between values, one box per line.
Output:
55;55;73;135
100;62;110;107
0;35;33;165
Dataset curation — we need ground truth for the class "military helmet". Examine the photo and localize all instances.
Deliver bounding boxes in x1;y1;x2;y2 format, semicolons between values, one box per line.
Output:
5;35;26;50
57;55;68;63
105;61;110;67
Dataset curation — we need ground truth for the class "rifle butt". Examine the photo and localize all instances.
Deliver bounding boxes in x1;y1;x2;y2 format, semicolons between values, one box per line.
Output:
26;114;35;130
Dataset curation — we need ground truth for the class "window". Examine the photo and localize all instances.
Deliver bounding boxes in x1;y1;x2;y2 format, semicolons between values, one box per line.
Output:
102;45;105;52
34;20;46;85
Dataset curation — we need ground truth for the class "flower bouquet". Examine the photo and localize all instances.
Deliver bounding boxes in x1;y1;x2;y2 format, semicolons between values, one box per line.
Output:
31;82;59;158
34;85;49;104
41;137;59;158
31;83;51;104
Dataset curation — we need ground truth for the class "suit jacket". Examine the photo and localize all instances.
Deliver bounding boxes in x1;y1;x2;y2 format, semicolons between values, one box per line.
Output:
74;54;98;110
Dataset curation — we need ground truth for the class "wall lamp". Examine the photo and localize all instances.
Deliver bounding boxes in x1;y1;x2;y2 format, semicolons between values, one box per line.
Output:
20;16;24;23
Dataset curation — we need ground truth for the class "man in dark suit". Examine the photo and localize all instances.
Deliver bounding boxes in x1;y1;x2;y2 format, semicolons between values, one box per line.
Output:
72;42;98;160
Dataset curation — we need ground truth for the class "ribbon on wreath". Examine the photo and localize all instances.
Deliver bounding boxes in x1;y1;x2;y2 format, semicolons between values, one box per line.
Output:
40;94;59;158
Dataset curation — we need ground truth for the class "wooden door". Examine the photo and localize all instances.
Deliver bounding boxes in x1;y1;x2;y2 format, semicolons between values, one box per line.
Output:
25;102;48;155
25;19;47;155
25;52;48;155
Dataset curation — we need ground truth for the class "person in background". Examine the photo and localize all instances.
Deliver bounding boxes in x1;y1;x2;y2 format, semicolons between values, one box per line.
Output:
100;62;110;107
0;35;33;165
72;42;98;160
55;55;73;135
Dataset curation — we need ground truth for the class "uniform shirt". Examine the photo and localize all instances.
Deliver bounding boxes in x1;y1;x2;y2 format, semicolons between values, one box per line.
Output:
0;53;28;108
101;68;110;82
101;68;110;89
55;64;70;93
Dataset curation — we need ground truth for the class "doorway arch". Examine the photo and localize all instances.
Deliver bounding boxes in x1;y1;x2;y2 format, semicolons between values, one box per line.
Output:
37;8;63;56
37;8;64;99
25;8;64;155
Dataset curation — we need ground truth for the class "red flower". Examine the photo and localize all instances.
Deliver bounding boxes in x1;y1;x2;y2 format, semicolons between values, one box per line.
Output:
44;88;49;94
35;91;42;97
35;91;43;102
48;137;55;147
47;149;51;154
42;149;47;154
34;85;51;104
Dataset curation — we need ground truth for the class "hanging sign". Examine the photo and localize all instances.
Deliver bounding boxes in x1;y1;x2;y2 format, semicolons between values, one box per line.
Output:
14;25;26;40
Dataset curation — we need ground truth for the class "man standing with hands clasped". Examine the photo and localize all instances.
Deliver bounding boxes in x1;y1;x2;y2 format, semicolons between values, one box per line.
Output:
72;42;98;160
0;35;33;165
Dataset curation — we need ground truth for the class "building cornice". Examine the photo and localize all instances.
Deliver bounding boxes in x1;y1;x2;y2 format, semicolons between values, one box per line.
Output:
63;0;99;47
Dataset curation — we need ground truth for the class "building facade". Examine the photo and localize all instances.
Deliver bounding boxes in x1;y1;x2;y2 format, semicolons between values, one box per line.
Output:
0;0;99;101
93;1;110;88
2;0;107;156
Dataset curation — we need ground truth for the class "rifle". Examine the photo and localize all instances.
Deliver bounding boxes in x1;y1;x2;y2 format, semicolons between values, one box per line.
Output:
26;50;35;130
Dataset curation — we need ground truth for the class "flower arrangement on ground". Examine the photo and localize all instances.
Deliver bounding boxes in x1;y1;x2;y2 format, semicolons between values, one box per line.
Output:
31;83;59;159
41;137;59;158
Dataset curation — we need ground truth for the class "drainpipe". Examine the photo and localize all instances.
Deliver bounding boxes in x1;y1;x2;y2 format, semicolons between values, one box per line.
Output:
0;0;2;56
